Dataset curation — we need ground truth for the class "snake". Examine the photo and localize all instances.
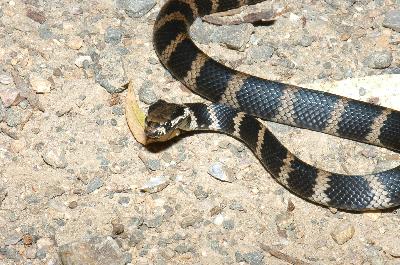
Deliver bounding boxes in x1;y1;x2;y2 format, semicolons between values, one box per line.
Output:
144;0;400;210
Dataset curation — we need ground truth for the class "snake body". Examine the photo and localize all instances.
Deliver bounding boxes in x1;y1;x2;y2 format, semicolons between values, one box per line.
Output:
151;0;400;210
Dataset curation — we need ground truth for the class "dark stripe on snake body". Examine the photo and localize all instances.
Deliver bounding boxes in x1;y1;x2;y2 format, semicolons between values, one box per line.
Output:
153;20;187;53
290;89;337;131
196;59;237;101
380;112;400;151
194;0;213;16
238;115;262;150
286;158;319;199
324;174;374;209
167;39;199;79
337;102;383;141
161;0;195;22
234;77;285;119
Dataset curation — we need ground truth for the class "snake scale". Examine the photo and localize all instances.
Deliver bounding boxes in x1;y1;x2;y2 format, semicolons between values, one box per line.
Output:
145;0;400;210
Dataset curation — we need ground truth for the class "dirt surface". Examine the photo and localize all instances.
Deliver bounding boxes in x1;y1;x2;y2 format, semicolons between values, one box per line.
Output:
0;0;400;264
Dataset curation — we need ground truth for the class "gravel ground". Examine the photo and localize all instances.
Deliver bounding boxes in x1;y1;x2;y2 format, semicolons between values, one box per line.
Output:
0;0;400;264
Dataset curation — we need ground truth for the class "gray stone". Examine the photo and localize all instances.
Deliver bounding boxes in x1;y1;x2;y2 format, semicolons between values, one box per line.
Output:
180;215;201;228
145;215;164;228
59;237;127;265
129;229;144;246
117;0;156;18
112;106;124;116
138;81;157;105
246;45;274;64
298;35;314;47
383;10;400;32
105;27;123;45
193;186;209;200
191;18;216;44
174;243;194;254
42;148;67;169
366;51;393;69
38;24;55;39
211;24;254;51
118;196;130;205
145;159;161;171
222;219;235;230
86;176;104;193
243;251;264;265
5;107;22;127
208;162;235;182
93;49;127;94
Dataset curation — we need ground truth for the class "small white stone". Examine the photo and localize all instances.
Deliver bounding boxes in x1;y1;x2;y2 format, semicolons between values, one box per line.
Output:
67;36;83;50
30;75;51;93
140;177;169;193
42;148;67;168
74;55;92;68
208;162;235;183
213;214;224;225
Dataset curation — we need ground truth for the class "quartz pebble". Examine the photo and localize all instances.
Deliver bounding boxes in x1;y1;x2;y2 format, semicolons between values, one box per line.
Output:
30;76;52;93
331;223;355;245
140;177;169;193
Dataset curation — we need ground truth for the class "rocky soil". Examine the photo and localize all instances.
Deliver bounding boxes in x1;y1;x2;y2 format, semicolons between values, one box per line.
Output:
0;0;400;264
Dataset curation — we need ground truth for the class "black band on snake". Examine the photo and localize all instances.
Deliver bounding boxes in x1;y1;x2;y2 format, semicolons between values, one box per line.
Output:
145;0;400;210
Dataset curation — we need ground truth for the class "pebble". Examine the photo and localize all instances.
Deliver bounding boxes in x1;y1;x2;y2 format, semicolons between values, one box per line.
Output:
208;162;235;183
112;222;125;235
128;229;144;246
330;222;355;245
138;81;157;105
246;45;274;64
275;212;295;231
144;215;164;228
26;9;46;24
193;186;209;200
59;237;127;265
383;10;400;32
211;24;254;51
105;27;123;45
213;214;224;225
38;24;55;39
30;75;52;93
140;176;169;193
117;0;156;18
366;51;393;69
0;88;22;108
68;201;78;209
180;215;201;228
222;219;235;230
160;247;175;260
0;73;13;84
86;176;104;193
298;34;314;47
5;107;22;127
67;36;83;50
22;234;33;245
174;243;194;254
145;159;161;171
42;148;67;168
75;55;92;68
242;251;264;265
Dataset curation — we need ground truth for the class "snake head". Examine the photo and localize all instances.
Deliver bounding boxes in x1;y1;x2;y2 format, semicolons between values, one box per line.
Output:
145;100;191;142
